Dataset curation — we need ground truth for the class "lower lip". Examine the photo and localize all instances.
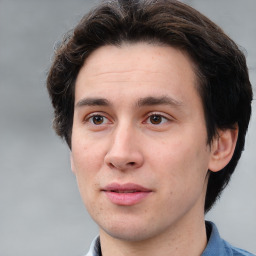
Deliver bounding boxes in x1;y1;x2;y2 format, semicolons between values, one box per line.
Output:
103;191;151;206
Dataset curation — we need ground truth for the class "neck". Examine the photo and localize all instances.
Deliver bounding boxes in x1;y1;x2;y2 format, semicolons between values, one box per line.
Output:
99;212;207;256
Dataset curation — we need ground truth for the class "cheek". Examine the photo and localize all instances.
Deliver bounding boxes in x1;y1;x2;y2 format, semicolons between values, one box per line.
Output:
154;143;209;217
71;144;98;197
72;138;105;172
152;137;209;187
71;142;102;207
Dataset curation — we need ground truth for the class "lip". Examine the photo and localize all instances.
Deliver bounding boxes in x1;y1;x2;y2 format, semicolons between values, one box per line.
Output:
102;183;152;206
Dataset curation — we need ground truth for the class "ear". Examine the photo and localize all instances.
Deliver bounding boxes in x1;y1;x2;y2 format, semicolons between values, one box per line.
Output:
208;126;238;172
70;153;76;174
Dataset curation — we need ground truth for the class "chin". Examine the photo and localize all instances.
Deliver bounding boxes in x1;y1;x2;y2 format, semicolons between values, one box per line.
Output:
103;227;152;242
98;218;167;243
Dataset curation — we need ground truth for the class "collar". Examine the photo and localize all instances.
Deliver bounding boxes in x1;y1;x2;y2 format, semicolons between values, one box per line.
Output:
202;221;227;255
85;236;101;256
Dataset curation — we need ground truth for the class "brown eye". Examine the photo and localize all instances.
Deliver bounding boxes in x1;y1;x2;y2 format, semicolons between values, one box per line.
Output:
149;115;163;125
91;115;105;125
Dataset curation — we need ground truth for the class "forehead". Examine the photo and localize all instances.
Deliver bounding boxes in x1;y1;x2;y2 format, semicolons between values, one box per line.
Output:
81;43;196;79
75;43;200;106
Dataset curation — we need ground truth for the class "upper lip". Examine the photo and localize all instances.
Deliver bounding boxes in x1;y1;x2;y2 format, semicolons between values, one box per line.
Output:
102;183;152;193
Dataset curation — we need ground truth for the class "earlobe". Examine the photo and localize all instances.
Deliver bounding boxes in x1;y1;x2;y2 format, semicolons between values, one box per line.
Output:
208;126;238;172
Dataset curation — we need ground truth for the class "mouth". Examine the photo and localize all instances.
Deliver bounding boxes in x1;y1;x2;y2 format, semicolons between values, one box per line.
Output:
102;183;152;206
109;190;141;193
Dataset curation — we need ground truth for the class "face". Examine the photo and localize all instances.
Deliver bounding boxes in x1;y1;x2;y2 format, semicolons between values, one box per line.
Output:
71;43;214;242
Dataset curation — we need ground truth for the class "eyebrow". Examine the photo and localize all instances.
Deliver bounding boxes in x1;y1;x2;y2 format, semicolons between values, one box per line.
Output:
75;96;183;109
137;96;183;108
75;98;111;108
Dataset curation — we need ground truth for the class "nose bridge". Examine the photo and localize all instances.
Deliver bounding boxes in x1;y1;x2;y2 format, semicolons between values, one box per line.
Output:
113;120;134;151
105;119;143;170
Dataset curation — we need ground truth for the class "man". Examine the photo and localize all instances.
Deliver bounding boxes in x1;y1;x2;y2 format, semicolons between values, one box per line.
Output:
47;0;254;255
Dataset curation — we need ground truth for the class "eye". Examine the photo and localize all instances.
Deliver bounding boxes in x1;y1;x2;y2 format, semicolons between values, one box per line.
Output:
88;114;109;125
146;114;169;125
83;112;112;131
149;115;163;125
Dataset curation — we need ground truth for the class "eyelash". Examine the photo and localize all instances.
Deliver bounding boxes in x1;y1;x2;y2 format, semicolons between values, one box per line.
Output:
144;113;170;125
85;113;111;126
84;112;171;127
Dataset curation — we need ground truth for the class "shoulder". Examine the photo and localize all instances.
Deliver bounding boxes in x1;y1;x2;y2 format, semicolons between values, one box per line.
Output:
222;239;255;256
203;221;255;256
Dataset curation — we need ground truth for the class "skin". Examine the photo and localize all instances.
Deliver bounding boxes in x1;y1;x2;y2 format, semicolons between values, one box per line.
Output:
71;43;237;256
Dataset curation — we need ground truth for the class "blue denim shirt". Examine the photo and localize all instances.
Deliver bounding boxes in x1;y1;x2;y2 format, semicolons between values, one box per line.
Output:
85;221;255;256
202;222;254;256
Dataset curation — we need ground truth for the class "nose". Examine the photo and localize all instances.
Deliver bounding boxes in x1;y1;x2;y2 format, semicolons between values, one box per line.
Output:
104;124;144;171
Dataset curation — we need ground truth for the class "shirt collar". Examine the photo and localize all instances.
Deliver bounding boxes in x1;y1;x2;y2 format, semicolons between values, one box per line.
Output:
85;236;101;256
202;221;226;255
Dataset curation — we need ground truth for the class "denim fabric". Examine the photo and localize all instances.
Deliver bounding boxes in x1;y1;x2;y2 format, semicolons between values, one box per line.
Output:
202;221;255;256
85;221;255;256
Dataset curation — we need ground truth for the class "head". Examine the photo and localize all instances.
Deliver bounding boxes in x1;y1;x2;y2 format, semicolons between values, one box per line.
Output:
47;0;252;214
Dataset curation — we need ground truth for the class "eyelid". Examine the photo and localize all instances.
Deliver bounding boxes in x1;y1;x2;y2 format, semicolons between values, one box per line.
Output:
84;112;112;124
144;111;174;122
82;111;174;126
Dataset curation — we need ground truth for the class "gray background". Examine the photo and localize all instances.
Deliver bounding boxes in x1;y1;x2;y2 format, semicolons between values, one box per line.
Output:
0;0;255;255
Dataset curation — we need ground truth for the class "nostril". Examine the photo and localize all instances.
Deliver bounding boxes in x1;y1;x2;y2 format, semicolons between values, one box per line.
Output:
108;162;115;168
108;161;136;169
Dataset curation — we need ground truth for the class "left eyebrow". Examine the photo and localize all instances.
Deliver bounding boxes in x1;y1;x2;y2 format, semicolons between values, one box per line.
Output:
75;97;111;108
137;96;183;108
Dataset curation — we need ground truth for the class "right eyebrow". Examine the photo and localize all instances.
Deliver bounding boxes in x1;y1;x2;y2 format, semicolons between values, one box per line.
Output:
75;97;111;108
137;96;183;108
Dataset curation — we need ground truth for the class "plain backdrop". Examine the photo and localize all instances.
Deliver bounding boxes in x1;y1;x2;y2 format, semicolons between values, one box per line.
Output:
0;0;255;255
